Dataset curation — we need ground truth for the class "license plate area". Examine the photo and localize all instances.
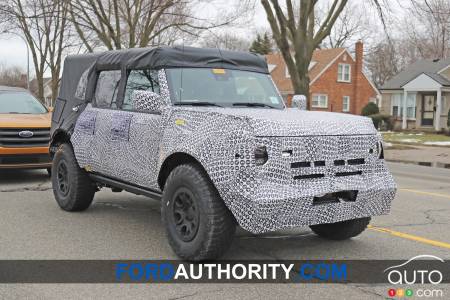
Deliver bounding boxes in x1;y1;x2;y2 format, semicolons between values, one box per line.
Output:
313;190;358;206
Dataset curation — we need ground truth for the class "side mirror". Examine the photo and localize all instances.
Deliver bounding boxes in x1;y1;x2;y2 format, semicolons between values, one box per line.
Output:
131;90;165;113
292;95;307;110
47;106;54;112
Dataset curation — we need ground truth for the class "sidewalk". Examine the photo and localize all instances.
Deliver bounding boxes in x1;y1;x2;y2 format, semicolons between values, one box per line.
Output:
384;144;450;165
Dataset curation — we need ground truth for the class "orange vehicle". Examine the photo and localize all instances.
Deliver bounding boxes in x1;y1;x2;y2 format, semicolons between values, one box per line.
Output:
0;86;52;172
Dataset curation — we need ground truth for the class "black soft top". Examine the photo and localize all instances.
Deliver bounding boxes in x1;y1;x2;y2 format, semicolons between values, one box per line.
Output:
95;46;268;73
51;46;268;140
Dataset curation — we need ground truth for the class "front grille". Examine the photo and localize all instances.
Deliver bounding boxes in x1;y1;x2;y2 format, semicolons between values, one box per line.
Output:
0;128;50;147
0;153;51;165
291;157;366;180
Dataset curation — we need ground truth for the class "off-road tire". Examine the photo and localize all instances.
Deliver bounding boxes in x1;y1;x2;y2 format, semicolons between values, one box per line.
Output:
161;163;236;261
310;217;371;240
52;143;95;211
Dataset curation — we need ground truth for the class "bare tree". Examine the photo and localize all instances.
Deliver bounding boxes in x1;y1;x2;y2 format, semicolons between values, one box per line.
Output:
366;41;399;87
260;0;391;100
68;0;254;51
0;0;70;102
260;0;348;99
200;31;252;51
0;63;27;88
319;3;370;48
408;0;450;59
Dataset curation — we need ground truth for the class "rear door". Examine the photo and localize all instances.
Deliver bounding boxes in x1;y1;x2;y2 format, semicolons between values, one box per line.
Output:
84;69;123;177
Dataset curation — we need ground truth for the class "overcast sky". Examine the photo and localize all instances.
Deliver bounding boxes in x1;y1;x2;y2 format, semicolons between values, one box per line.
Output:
0;0;401;77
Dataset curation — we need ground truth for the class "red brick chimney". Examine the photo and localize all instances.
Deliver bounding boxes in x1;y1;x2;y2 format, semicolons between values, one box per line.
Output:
353;40;364;114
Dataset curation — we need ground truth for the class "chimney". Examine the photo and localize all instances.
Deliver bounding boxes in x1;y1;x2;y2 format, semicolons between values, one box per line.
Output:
354;40;363;114
355;40;363;74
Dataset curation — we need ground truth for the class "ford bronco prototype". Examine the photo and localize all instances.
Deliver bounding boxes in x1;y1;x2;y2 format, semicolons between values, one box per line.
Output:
50;46;396;261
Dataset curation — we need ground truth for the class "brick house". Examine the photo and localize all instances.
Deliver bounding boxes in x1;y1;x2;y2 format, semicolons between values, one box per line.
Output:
266;41;379;115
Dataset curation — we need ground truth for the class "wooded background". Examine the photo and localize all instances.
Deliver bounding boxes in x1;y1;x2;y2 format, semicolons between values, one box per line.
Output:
0;0;449;105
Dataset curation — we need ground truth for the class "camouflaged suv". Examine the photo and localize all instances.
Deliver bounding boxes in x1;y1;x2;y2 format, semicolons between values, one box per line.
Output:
50;46;396;261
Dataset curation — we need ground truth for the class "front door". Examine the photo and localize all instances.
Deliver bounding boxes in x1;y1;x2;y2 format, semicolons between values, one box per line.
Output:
421;94;436;126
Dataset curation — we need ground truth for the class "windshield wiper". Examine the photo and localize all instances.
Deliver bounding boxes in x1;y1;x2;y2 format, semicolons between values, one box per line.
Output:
174;101;222;107
232;102;276;109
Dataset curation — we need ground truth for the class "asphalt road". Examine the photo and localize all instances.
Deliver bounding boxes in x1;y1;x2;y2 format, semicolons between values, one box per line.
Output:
0;162;449;299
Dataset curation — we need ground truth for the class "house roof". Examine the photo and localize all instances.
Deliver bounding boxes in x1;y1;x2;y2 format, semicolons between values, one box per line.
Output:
423;72;450;86
266;48;346;82
380;58;450;89
309;48;346;81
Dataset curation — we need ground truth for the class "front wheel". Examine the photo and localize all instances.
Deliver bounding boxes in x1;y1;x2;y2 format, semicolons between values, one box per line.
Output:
52;143;96;211
309;217;371;240
161;163;236;261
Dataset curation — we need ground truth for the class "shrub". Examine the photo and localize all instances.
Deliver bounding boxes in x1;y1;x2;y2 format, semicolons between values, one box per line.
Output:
368;114;393;130
447;109;450;136
361;102;380;116
448;109;450;128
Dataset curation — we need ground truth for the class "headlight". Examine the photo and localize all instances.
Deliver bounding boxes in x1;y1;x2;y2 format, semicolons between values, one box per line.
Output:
254;145;268;165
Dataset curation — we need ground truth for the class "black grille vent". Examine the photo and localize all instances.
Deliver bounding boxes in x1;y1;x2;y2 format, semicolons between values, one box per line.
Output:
291;161;311;168
0;128;50;148
335;171;362;177
348;158;365;165
291;158;365;180
294;173;325;180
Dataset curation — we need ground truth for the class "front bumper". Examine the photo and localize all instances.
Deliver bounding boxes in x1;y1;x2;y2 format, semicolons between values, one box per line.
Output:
219;165;396;234
0;146;51;169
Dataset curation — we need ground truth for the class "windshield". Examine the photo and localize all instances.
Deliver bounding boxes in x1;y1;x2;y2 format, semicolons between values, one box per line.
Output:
0;91;48;114
166;68;284;109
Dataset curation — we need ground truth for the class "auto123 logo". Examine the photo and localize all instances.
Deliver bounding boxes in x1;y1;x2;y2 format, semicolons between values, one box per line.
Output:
384;255;445;298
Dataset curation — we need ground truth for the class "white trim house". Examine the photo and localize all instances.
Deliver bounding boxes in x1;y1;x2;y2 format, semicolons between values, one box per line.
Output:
379;59;450;131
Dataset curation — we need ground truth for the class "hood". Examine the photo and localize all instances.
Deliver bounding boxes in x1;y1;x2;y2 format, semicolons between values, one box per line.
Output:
0;112;52;128
182;107;377;137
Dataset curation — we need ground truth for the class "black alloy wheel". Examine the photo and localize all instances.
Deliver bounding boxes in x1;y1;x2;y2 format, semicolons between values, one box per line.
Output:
171;187;200;242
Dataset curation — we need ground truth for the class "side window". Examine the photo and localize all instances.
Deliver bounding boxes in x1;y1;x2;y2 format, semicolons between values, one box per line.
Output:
123;69;160;110
75;69;89;100
94;70;121;108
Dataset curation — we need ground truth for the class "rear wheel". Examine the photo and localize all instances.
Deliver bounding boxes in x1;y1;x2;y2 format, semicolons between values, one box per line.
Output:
161;163;236;261
52;143;95;211
310;217;371;240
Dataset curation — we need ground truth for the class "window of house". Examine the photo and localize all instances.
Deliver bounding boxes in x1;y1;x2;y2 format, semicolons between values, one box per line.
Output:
338;63;351;82
342;96;350;112
93;70;121;108
406;94;416;118
391;94;400;117
123;69;160;110
312;94;328;108
391;93;416;119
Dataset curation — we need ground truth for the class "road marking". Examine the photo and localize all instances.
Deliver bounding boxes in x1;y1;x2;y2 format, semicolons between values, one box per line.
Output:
368;225;450;250
399;188;450;200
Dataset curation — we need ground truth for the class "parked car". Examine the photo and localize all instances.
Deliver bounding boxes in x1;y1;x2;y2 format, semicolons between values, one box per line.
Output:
0;86;52;172
50;47;397;261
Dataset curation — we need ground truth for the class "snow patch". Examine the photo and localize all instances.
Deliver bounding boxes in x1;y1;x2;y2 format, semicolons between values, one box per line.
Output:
398;139;420;143
423;141;450;146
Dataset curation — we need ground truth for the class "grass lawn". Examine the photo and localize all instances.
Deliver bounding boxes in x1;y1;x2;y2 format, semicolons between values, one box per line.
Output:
382;132;450;146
